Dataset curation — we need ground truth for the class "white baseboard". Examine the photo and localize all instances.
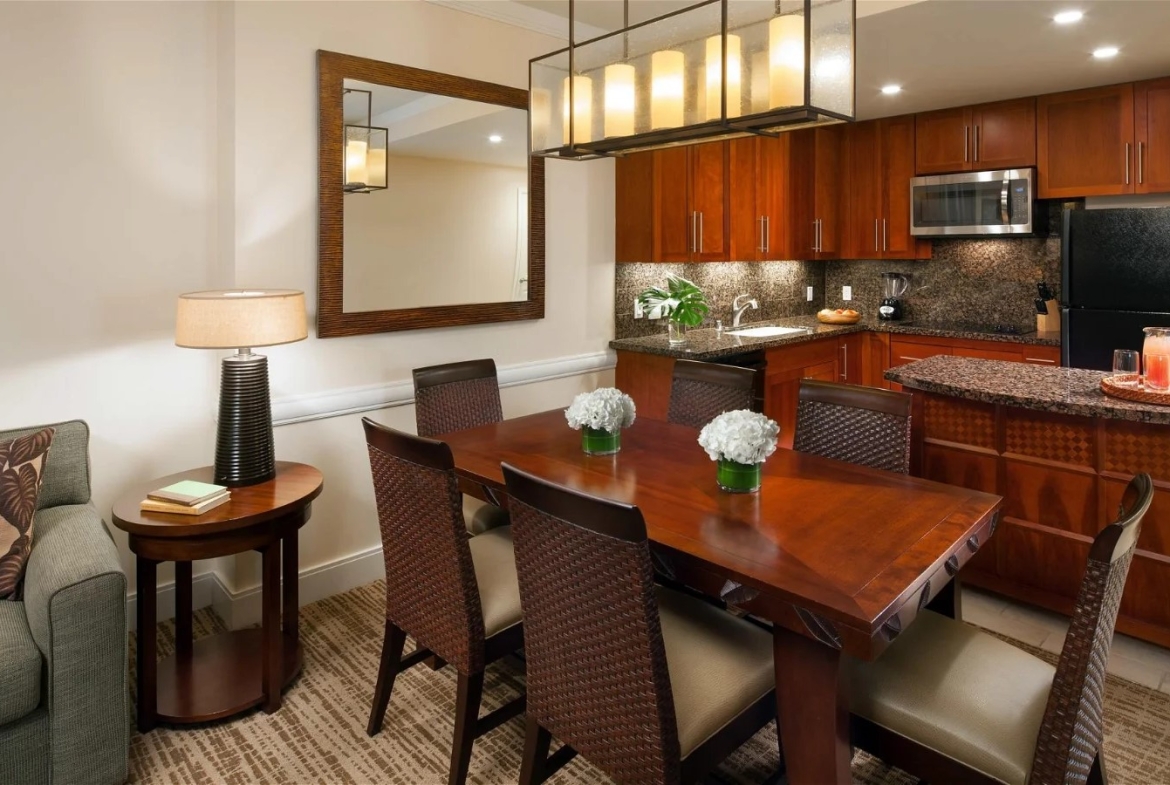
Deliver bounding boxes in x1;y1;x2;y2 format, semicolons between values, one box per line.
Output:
127;546;386;632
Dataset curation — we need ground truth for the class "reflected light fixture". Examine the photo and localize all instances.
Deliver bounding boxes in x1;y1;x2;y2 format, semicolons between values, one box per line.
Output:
488;134;504;143
1093;46;1119;59
1054;10;1084;24
343;88;388;194
881;84;902;95
530;0;856;160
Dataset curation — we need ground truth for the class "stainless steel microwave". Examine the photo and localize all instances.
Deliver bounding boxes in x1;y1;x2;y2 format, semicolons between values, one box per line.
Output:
910;168;1039;237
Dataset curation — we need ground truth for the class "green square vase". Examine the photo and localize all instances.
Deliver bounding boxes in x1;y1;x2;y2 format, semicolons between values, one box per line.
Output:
582;427;621;455
717;459;762;493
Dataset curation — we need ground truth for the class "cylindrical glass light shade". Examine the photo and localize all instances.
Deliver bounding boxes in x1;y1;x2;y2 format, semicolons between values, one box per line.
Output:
604;63;636;138
345;138;368;187
562;75;593;145
705;34;741;121
769;14;805;108
366;147;387;189
651;50;685;130
176;290;308;349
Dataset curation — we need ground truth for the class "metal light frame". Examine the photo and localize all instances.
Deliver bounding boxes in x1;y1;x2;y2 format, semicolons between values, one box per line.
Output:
530;0;856;160
343;88;389;193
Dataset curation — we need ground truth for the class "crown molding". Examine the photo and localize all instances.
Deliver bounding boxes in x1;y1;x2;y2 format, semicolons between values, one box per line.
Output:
425;0;607;42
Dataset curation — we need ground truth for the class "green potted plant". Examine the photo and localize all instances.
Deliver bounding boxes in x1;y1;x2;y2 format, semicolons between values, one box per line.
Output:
637;274;710;346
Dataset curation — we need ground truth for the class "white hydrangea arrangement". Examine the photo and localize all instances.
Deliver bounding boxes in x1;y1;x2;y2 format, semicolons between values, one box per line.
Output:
565;388;637;434
697;410;780;465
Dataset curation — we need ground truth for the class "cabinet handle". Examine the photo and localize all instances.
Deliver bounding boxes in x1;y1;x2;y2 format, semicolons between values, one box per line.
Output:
1125;143;1131;185
882;219;888;252
764;216;770;255
698;211;704;254
1139;142;1145;185
974;125;980;162
874;219;880;252
964;126;970;163
817;219;823;253
813;219;819;252
1025;357;1057;364
691;212;697;253
841;343;848;380
759;216;765;254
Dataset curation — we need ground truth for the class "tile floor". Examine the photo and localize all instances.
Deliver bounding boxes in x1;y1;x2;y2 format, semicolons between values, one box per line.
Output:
964;585;1170;693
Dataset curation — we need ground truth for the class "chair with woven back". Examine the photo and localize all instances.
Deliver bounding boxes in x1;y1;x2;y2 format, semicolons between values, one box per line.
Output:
847;472;1155;785
792;379;913;474
361;417;525;785
502;463;780;785
666;359;760;429
413;359;509;534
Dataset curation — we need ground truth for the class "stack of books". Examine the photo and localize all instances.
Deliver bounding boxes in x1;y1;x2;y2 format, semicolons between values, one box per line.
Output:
140;480;231;516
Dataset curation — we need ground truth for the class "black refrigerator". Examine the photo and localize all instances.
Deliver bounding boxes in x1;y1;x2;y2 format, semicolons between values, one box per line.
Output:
1062;207;1170;370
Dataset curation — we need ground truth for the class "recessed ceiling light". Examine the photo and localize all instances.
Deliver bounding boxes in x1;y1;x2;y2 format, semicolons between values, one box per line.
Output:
488;134;503;143
1054;10;1084;24
1093;46;1120;59
881;84;902;95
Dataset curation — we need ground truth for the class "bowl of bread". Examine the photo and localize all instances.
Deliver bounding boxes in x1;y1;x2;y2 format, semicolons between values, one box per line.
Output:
816;308;861;325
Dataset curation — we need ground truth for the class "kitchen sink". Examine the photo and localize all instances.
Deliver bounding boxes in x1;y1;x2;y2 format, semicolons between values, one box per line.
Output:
726;325;811;338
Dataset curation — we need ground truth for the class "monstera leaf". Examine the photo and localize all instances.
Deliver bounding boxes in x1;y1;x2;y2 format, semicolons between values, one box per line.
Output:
636;274;710;328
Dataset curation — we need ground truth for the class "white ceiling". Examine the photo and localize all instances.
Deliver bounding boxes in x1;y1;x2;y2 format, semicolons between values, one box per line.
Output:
493;0;1170;120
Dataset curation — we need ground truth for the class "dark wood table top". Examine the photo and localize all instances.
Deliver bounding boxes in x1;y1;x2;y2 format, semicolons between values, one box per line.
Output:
111;462;324;539
442;410;1002;656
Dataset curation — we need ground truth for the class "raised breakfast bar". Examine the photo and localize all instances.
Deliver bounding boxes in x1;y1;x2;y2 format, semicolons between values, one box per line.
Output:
888;355;1170;648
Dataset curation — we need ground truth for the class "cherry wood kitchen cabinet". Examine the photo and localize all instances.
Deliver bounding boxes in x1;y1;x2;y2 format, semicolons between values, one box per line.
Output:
1037;84;1135;198
615;142;730;263
812;125;846;260
764;339;840;448
614;350;675;421
845;116;931;260
1136;77;1170;194
916;98;1036;175
888;335;1060;390
838;332;866;385
729;135;788;261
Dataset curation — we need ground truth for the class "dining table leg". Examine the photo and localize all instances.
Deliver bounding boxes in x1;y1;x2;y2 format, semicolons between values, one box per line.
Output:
773;625;851;785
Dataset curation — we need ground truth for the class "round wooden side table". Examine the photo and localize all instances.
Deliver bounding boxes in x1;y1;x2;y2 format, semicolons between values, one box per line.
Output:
112;461;324;732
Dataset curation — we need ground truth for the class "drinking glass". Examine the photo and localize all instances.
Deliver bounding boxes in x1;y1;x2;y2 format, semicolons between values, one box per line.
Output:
1146;354;1170;392
1112;349;1141;388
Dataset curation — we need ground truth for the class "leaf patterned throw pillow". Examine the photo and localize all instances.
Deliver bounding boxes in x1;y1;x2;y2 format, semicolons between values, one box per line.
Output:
0;427;54;599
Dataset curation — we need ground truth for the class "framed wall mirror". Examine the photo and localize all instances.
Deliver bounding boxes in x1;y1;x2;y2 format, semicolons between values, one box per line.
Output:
317;50;545;337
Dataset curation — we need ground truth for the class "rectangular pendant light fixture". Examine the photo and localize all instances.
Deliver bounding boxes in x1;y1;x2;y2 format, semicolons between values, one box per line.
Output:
529;0;856;160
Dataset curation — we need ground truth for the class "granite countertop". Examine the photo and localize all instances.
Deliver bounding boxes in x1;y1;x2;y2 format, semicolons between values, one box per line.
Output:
886;355;1170;425
609;315;1061;360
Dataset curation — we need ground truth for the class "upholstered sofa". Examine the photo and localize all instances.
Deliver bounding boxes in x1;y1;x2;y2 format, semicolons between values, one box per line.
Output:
0;421;128;785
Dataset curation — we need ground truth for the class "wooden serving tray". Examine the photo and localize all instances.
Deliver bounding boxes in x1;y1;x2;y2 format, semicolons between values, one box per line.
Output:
817;311;862;325
1100;375;1170;406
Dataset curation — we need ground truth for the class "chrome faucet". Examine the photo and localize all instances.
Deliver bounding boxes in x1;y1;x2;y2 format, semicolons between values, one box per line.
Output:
731;294;759;327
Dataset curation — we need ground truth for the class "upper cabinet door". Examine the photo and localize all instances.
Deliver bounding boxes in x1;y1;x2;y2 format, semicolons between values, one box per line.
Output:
729;137;761;262
1136;77;1170;194
689;142;730;262
844;120;882;260
915;106;973;174
880;115;927;260
814;125;845;259
972;97;1036;170
1037;84;1135;198
783;129;817;260
757;135;789;260
652;146;692;262
615;151;654;263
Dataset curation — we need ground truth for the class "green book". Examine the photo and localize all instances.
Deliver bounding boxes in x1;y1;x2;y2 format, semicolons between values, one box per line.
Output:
147;480;229;506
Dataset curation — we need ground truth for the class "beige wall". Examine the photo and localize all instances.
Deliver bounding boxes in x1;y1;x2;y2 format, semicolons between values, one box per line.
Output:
343;155;527;311
0;1;616;612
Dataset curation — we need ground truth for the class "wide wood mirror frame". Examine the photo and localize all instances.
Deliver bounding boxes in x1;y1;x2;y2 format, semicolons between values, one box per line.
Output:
317;50;545;337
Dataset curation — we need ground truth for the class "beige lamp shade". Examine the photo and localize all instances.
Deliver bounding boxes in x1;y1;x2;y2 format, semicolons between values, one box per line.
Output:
176;289;308;349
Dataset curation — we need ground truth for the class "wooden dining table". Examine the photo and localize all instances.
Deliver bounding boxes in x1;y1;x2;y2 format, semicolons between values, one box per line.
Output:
441;410;1003;785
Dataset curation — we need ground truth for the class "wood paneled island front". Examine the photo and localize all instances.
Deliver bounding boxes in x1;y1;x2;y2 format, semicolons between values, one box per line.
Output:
889;356;1170;648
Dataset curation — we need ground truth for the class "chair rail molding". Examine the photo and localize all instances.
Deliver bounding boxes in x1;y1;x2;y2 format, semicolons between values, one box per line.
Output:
271;350;617;426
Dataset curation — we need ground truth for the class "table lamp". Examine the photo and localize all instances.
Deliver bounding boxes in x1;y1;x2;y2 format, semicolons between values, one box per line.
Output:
176;289;307;486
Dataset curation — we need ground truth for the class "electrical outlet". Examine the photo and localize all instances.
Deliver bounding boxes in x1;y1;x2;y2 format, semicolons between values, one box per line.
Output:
842;285;852;301
806;285;814;302
633;298;644;319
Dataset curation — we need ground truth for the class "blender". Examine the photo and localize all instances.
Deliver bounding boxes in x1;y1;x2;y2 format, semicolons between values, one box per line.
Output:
879;272;910;321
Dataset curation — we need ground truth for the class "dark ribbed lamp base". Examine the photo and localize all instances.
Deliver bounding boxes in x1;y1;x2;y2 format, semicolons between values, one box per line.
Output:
215;353;276;487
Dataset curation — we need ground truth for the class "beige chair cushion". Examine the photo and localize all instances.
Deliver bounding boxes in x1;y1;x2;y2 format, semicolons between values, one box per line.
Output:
846;611;1055;785
463;495;509;535
657;587;775;758
467;526;522;638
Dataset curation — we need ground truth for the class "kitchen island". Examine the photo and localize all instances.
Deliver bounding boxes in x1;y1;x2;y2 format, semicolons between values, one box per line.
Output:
888;355;1170;648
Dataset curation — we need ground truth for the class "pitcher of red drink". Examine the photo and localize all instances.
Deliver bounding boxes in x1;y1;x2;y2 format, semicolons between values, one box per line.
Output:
1143;327;1170;391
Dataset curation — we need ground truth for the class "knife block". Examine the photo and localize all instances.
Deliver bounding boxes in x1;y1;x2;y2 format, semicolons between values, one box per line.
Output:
1036;300;1060;332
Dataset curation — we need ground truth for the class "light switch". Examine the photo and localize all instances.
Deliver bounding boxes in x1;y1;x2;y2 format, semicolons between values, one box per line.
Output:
843;285;852;301
807;286;814;302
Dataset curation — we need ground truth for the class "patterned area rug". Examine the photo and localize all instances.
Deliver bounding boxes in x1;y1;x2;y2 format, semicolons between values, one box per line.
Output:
129;580;1170;784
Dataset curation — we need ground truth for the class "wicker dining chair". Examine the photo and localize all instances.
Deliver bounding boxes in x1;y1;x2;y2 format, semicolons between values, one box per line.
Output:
847;472;1155;785
362;417;525;785
502;463;779;785
666;359;760;430
413;359;509;535
792;379;913;474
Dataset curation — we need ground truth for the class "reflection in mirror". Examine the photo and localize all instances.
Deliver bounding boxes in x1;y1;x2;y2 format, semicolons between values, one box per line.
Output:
342;80;530;313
